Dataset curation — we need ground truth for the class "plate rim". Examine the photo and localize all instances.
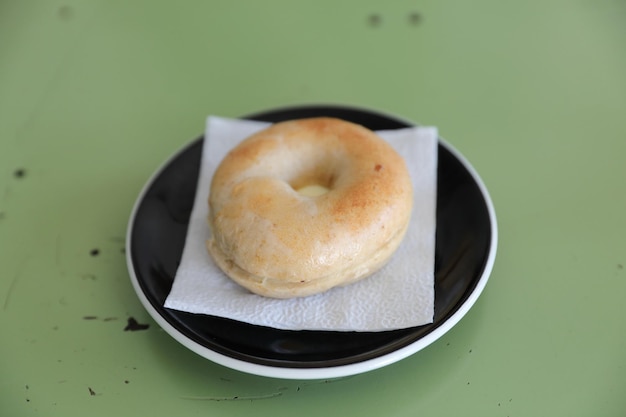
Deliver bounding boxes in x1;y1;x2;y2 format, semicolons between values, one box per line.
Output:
125;104;498;379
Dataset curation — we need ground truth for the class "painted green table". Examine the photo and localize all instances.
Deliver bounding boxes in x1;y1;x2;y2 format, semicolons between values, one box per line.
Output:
2;1;625;415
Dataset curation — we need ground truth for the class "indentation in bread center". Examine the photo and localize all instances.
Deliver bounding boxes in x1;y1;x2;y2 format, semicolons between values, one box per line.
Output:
288;167;336;197
296;184;329;197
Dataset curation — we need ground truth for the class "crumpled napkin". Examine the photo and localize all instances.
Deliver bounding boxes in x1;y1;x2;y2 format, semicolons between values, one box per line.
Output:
164;116;437;331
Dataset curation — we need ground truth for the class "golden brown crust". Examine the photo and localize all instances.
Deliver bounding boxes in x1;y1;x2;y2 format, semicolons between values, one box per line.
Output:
207;117;413;298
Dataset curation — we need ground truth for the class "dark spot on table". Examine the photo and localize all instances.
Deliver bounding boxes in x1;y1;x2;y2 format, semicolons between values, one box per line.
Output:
81;273;97;280
124;317;150;331
368;13;381;27
83;315;98;320
618;264;623;270
58;5;73;20
124;380;129;384
408;11;422;25
89;249;100;256
103;317;118;322
0;212;5;220
13;168;26;179
88;387;96;396
375;164;382;172
469;349;472;353
121;247;126;254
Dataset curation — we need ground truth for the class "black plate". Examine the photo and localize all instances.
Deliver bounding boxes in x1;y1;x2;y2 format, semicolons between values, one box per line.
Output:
127;105;496;377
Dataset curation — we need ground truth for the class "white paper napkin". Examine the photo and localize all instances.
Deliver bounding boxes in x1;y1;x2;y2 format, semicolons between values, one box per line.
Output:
164;116;438;331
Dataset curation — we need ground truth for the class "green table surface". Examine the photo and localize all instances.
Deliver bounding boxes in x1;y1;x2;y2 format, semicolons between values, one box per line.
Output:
2;1;625;415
